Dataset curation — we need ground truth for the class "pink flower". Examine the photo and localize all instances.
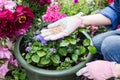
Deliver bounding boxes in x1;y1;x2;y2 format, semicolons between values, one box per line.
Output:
43;11;66;22
46;5;61;12
87;25;98;36
43;5;67;22
9;59;18;67
73;0;79;4
0;61;9;76
0;47;12;59
13;5;34;36
107;0;114;4
0;0;4;9
0;47;18;67
0;0;16;11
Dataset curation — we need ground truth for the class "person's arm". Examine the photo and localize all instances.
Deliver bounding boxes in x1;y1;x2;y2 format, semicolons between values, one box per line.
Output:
79;3;119;30
80;14;111;26
41;3;119;40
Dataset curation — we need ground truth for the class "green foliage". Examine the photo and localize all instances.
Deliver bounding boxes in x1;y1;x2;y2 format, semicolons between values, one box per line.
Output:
57;57;73;70
58;48;68;56
37;51;46;57
40;57;50;65
5;68;28;80
88;45;97;54
83;39;90;46
108;77;115;80
51;54;60;64
32;54;40;63
60;0;108;16
79;46;86;54
72;52;79;62
20;0;43;27
22;29;97;70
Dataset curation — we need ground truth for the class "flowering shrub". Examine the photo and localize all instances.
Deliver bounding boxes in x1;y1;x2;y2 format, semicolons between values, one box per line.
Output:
0;0;34;79
0;4;34;38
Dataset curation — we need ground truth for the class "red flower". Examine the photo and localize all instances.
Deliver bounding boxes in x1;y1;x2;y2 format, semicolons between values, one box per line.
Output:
39;0;51;6
13;5;34;36
0;5;34;38
107;0;114;4
0;9;15;38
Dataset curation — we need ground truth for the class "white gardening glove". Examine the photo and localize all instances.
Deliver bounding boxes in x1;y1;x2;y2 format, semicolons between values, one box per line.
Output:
41;13;83;40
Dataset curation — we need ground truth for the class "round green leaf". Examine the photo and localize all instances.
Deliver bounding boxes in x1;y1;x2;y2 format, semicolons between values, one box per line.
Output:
25;53;32;59
69;39;77;44
88;46;97;54
26;58;32;63
81;57;87;61
32;54;40;63
67;47;74;53
40;57;50;65
60;40;69;47
74;49;80;55
51;55;60;64
58;48;67;56
31;46;39;53
80;46;86;54
37;51;46;57
72;53;78;62
83;39;90;46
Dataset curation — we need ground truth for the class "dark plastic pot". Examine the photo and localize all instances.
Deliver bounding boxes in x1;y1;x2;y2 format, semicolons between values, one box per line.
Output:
14;31;94;80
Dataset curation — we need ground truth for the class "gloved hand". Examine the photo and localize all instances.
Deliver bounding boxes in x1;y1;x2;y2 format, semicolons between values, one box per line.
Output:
76;60;118;80
41;13;84;40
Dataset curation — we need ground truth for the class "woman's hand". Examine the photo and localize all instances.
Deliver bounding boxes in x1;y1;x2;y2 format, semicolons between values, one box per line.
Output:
41;15;83;40
76;60;118;80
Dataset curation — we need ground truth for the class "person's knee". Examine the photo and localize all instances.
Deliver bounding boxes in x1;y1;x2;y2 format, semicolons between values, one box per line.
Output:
101;36;120;62
92;32;114;50
101;35;120;52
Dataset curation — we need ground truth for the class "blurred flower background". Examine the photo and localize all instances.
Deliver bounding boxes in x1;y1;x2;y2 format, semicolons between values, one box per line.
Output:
0;0;112;80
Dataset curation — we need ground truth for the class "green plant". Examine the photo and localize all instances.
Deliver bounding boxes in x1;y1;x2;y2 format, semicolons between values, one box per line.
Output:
21;28;97;70
5;68;28;80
